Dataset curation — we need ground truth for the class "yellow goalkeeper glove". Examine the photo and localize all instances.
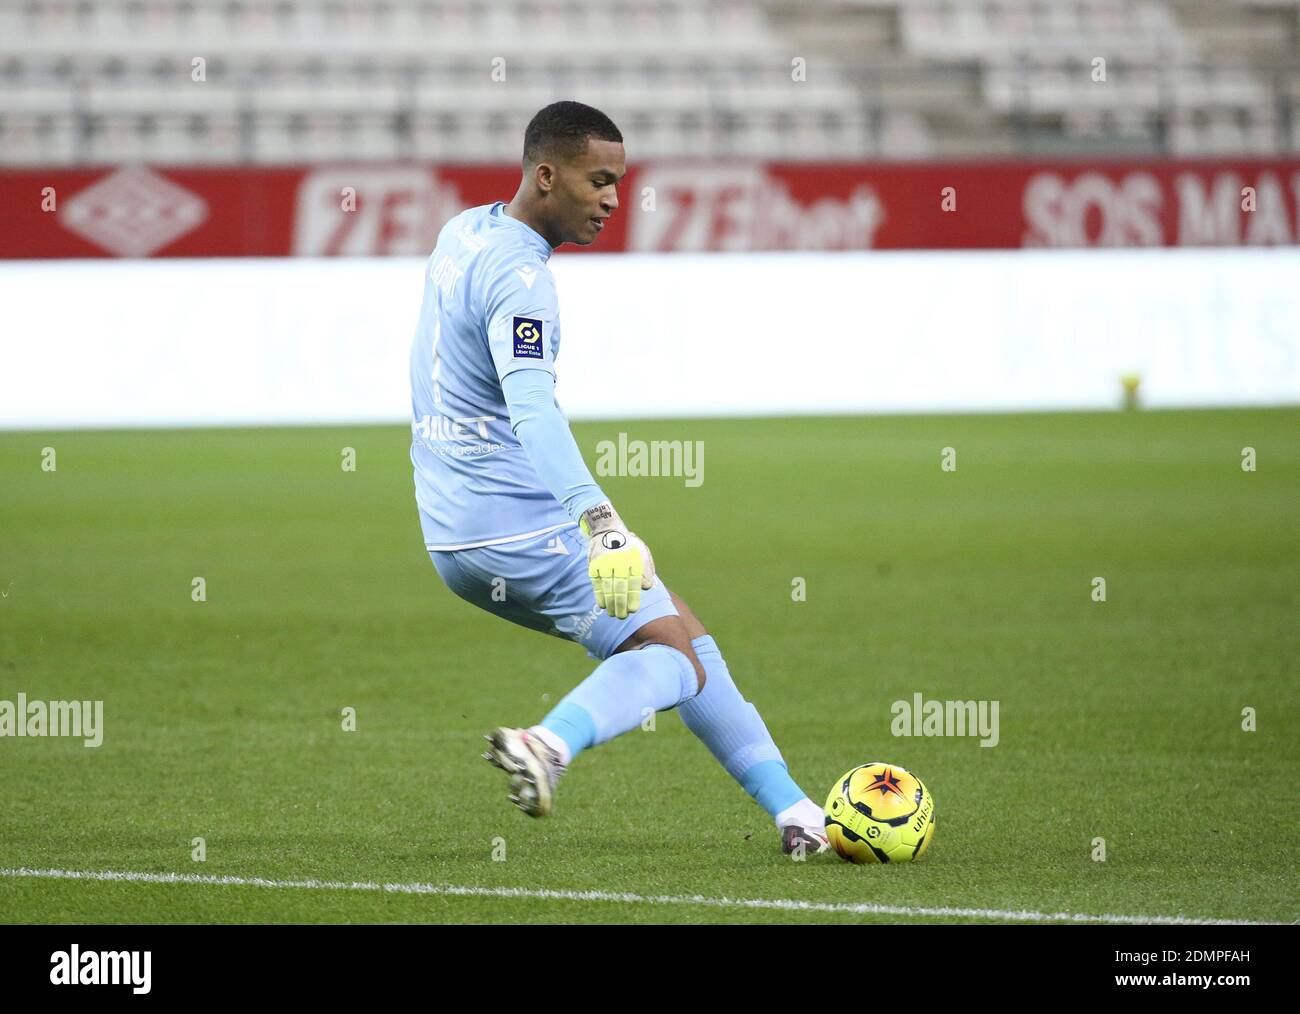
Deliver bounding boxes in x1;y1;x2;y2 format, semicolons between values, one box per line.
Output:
579;502;656;619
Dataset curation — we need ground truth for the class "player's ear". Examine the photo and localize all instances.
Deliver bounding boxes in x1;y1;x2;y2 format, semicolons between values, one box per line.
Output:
533;161;555;194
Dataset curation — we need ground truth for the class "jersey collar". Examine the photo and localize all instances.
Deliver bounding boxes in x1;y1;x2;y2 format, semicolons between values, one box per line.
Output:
493;202;554;261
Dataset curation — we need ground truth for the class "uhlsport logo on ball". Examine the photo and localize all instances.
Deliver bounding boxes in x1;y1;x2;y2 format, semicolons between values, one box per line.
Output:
823;762;936;864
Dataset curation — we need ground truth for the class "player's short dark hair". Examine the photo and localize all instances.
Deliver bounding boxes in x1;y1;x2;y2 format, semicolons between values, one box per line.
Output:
522;101;623;167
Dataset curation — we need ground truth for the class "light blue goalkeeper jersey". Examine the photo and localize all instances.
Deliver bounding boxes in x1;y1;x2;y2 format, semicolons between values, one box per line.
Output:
410;201;588;550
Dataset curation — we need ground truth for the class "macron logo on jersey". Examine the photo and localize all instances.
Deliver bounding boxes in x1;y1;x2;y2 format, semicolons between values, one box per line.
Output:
516;266;539;289
513;316;544;359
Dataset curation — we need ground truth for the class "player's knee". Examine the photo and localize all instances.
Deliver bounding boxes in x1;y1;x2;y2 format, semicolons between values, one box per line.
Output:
674;645;706;695
617;618;706;695
686;650;706;695
644;642;707;696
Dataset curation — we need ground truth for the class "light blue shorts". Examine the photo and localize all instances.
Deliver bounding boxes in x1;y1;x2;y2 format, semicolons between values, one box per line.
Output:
427;523;679;660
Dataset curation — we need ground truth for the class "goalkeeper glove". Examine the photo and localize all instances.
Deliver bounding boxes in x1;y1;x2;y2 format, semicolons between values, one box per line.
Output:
580;501;655;619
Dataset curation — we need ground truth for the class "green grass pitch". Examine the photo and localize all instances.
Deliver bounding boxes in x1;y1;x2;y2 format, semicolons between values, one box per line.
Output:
1;409;1297;924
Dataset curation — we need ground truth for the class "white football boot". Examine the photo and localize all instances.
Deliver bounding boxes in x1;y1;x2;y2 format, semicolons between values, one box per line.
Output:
482;727;566;817
780;824;831;856
777;798;831;855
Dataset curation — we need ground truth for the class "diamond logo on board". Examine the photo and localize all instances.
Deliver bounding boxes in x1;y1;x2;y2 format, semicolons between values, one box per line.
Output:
60;166;208;257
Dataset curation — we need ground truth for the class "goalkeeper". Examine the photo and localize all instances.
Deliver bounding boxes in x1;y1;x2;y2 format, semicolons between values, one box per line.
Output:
410;101;827;854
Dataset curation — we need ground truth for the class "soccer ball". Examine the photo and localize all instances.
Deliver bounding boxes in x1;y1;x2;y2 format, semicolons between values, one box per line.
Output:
823;762;936;864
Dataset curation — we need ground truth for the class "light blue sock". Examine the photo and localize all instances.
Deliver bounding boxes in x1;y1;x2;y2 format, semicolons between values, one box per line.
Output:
679;634;806;819
541;643;699;763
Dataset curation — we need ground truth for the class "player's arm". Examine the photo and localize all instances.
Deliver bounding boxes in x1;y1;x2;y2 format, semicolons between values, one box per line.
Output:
487;267;655;618
501;370;655;618
499;367;603;519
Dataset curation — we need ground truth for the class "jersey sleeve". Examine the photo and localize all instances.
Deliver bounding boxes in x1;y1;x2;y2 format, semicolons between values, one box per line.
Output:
500;368;607;521
483;258;559;382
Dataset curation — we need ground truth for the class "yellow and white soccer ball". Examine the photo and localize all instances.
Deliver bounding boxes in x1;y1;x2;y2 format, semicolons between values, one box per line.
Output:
823;762;936;864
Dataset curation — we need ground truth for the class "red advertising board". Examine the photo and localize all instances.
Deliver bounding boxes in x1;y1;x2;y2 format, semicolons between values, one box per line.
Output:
2;159;1297;257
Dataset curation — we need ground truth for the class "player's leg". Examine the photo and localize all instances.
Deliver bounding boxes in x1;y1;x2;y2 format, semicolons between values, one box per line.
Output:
535;564;825;848
524;529;700;781
436;526;698;815
643;590;828;852
435;529;821;842
610;612;706;691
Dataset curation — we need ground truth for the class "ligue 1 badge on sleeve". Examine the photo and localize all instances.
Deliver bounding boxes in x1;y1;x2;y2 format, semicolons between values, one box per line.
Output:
513;316;544;358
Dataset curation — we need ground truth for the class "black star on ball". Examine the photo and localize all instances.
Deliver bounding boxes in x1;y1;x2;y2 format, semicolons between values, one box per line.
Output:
867;768;905;798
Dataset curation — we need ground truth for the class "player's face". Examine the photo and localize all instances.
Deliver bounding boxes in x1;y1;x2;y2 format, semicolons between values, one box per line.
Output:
554;138;625;245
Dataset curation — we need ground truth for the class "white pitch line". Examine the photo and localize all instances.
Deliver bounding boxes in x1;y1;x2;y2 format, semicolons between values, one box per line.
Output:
0;867;1271;925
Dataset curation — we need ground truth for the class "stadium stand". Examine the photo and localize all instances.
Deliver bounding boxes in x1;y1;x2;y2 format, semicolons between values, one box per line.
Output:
0;0;1297;164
